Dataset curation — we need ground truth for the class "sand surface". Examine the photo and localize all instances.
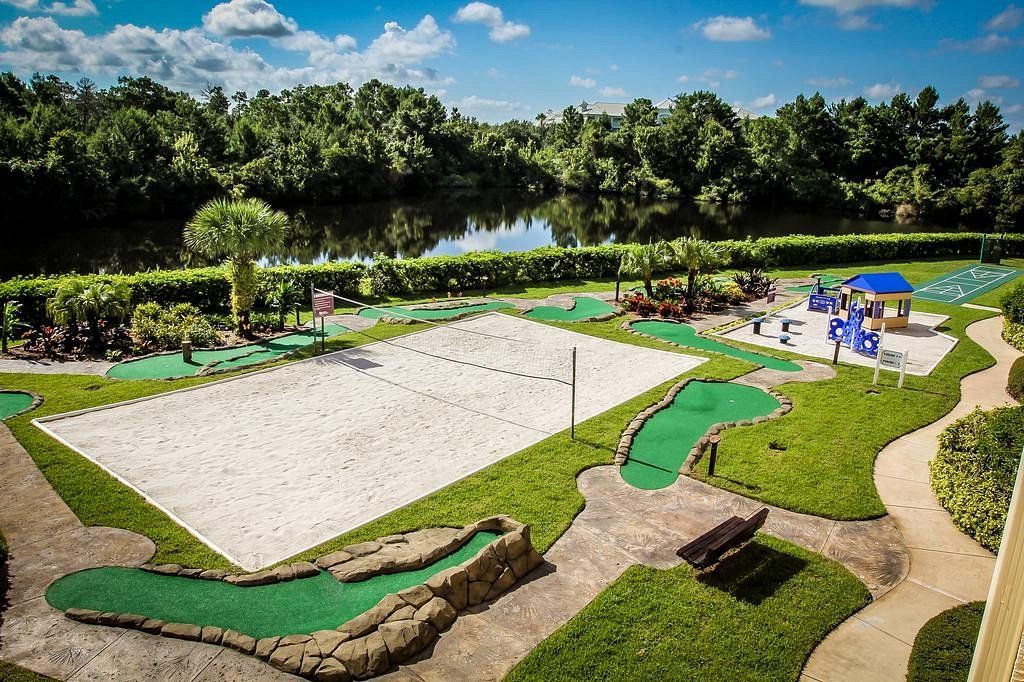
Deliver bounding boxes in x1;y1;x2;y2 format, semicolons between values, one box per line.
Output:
39;314;703;570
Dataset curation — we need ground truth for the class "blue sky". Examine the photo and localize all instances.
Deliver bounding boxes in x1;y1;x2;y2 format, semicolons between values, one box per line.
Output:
1;0;1022;128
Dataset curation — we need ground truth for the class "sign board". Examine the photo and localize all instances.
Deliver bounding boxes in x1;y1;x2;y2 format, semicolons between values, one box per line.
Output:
808;294;838;313
766;287;777;304
313;290;334;318
879;349;905;370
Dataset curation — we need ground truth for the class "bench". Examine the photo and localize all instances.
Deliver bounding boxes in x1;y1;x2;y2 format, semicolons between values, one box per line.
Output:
676;508;770;569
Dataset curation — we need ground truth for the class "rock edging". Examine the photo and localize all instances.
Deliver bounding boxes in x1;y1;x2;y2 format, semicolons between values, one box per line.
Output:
612;377;793;473
64;515;544;681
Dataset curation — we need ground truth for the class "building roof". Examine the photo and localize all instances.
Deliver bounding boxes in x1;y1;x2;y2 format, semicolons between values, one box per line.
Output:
841;272;915;295
579;101;627;118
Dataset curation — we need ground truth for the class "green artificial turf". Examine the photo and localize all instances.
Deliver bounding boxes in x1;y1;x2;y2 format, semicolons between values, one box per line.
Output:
0;391;34;419
630;320;802;372
106;324;348;380
46;531;498;639
507;535;870;682
907;601;985;682
621;380;781;490
524;297;616;322
357;301;514;320
785;274;846;293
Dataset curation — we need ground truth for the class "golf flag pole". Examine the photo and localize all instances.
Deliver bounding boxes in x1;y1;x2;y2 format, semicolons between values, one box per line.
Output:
873;323;886;385
968;446;1024;681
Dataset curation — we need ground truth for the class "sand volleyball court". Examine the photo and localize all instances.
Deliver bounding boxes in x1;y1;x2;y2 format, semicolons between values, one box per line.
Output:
36;314;704;570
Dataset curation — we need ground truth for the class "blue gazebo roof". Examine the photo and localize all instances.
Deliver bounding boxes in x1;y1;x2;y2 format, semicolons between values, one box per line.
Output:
841;272;914;294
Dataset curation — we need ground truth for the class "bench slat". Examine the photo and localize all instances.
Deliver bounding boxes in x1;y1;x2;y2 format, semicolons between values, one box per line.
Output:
676;508;770;569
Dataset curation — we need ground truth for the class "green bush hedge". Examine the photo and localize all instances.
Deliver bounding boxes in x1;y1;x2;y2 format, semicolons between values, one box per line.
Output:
1004;320;1024;352
3;232;1022;321
1001;279;1024;325
0;262;366;323
907;601;984;682
1009;356;1024;402
930;405;1024;552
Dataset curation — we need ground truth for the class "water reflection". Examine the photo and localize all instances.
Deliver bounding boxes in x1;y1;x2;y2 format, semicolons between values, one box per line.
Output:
4;190;949;278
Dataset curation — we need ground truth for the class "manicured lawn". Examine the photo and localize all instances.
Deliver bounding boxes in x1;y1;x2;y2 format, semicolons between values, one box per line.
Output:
907;601;984;682
691;301;995;519
507;535;870;682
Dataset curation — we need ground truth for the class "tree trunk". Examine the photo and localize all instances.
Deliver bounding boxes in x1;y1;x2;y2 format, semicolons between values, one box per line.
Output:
228;258;257;338
644;278;654;298
685;270;697;313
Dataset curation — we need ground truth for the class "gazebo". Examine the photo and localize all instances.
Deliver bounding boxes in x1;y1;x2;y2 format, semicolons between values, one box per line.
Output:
837;273;914;330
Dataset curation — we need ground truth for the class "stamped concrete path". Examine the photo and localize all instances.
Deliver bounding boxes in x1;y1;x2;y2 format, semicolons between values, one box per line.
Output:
802;314;1021;681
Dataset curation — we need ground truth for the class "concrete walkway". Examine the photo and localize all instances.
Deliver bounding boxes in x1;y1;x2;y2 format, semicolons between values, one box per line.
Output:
802;315;1021;681
0;357;115;376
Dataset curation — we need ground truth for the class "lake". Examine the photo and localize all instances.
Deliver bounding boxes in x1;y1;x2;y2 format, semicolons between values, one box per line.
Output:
2;190;953;278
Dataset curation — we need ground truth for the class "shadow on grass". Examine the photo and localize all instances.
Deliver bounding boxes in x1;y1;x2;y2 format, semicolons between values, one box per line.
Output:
698;539;808;606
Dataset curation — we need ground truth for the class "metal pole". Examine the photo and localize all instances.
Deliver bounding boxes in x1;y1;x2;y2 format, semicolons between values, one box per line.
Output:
570;347;577;440
832;340;841;365
310;284;316;355
968;447;1024;682
0;299;7;355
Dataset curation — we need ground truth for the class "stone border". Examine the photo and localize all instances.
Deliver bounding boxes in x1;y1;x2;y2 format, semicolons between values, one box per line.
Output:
612;377;793;473
63;515;543;681
0;389;43;419
622;316;798;366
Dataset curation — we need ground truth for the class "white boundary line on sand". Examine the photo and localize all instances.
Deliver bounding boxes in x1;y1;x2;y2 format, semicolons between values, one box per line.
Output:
33;312;706;569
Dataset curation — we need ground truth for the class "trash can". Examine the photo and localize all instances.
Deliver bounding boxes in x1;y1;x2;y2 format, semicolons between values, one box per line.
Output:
182;340;192;363
752;317;764;335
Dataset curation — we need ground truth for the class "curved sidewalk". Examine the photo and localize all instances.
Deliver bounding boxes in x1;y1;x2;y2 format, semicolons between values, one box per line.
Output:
802;315;1021;681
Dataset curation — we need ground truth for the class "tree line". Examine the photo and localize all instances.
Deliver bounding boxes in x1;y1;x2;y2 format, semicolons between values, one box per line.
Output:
0;71;1021;230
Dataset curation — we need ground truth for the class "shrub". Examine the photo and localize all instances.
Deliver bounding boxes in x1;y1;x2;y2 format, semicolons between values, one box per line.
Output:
930;406;1024;552
621;293;657;317
732;268;778;299
1002;319;1024;352
1009;356;1024;402
656;300;685;319
652;277;686;300
131;302;219;350
907;602;985;682
1001;279;1024;325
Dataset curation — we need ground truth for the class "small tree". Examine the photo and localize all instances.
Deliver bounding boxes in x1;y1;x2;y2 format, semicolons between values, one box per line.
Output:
184;197;289;336
46;280;131;345
264;278;302;330
618;241;671;298
1;299;22;354
671;237;726;311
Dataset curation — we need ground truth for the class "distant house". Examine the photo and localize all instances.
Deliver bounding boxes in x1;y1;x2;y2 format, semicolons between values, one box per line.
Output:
538;97;760;128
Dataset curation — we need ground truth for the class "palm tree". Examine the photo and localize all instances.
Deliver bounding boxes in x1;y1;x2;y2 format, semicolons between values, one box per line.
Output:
265;277;302;330
184;198;289;335
618;241;671;298
47;280;131;345
671;237;726;311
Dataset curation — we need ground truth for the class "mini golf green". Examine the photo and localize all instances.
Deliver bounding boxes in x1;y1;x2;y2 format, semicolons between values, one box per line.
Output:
357;301;514;321
630;320;801;372
620;380;781;490
47;531;500;639
524;297;615;322
106;324;348;380
0;391;34;419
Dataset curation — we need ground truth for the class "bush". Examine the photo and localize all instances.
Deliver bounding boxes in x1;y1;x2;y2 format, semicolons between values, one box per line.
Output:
621;293;657;317
1009;356;1024;402
1001;280;1024;325
907;602;985;682
1002;319;1024;352
930;405;1024;552
1;261;366;324
131;302;219;350
732;268;777;298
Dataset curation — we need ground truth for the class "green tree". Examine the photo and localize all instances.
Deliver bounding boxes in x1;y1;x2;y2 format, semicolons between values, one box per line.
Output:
46;280;131;345
671;237;726;311
184;198;289;335
618;241;671;297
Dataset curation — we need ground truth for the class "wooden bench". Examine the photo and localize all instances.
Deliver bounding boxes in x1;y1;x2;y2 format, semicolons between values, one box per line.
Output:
676;508;770;569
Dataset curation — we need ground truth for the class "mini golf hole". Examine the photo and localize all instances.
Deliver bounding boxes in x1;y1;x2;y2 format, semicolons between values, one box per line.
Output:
768;440;788;454
866;389;880;396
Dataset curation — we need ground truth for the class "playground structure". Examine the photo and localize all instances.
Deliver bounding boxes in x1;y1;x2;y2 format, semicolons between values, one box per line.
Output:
826;300;880;359
836;273;914;331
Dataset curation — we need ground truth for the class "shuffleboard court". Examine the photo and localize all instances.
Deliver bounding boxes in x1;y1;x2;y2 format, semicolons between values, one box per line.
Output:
36;314;704;571
912;264;1020;304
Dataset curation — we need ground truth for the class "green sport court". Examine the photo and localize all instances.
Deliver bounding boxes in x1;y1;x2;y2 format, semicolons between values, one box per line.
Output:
912;264;1020;304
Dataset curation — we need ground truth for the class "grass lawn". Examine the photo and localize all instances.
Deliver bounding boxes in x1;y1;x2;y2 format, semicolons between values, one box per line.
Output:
507;535;871;682
906;601;984;682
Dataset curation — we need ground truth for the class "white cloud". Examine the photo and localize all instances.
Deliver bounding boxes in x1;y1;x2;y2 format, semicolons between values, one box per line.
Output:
569;74;595;88
203;0;294;37
939;33;1016;52
1003;103;1024;113
675;68;739;88
598;86;626;97
457;94;524;111
799;0;926;11
453;2;529;43
807;75;853;87
863;81;902;98
0;12;455;95
965;88;1004;105
0;0;96;16
692;16;771;42
986;4;1024;31
750;93;778;109
609;63;619;71
979;74;1020;88
837;14;878;30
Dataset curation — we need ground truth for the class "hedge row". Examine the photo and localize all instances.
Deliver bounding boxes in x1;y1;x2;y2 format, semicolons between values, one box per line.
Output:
1001;279;1024;325
0;262;366;323
2;232;1022;321
930;405;1024;553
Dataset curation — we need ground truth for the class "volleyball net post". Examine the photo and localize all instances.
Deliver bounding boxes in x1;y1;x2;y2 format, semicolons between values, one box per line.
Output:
570;347;577;440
